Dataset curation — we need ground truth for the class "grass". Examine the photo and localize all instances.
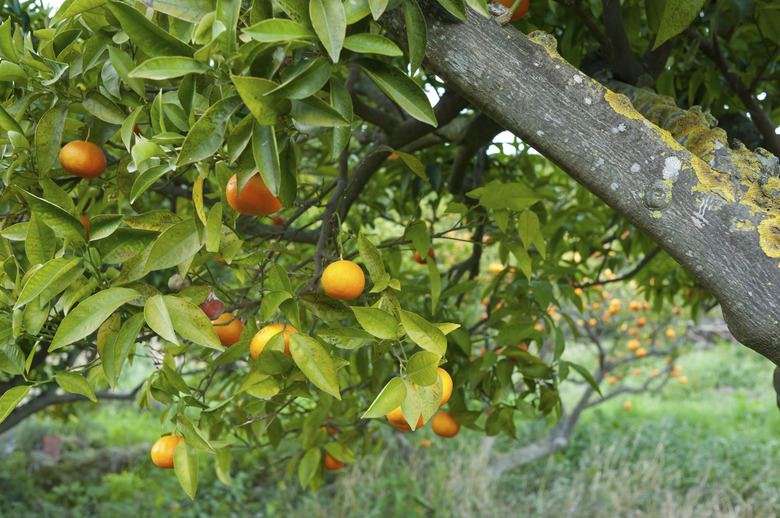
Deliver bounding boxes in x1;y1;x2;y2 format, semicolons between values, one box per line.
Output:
2;339;779;517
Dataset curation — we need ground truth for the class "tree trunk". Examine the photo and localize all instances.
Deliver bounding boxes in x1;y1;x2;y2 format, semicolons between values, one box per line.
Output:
381;4;780;365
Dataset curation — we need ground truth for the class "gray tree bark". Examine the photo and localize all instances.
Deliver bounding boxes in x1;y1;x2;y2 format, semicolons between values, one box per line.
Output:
381;5;780;365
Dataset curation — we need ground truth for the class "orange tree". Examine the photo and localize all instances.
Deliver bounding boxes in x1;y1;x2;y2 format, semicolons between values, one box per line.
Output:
1;0;779;497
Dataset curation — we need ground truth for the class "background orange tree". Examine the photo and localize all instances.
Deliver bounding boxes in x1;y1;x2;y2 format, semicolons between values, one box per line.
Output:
1;0;778;497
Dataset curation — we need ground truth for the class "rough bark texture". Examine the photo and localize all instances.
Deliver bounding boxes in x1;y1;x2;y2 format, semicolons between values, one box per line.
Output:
380;5;780;365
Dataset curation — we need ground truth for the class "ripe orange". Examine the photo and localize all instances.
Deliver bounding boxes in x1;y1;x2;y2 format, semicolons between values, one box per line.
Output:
413;247;435;265
623;401;632;411
637;316;647;327
60;141;107;179
385;406;424;431
665;328;677;339
431;411;460;438
250;323;298;359
438;368;452;407
628;300;640;311
225;173;282;216
679;376;688;384
324;451;345;470
151;435;183;469
627;339;640;351
322;260;365;300
212;312;244;347
80;215;90;240
636;347;647;357
420;438;432;448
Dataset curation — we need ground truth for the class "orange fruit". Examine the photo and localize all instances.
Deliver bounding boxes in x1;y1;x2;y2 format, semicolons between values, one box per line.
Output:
212;312;244;347
636;347;647;357
322;260;365;300
628;300;640;311
324;451;345;470
637;316;647;327
623;401;632;411
151;435;183;469
250;323;298;359
385;406;424;431
438;368;452;407
431;411;460;438
60;141;107;179
420;438;432;448
665;328;676;339
413;247;435;265
80;215;90;240
225;173;282;216
679;376;688;384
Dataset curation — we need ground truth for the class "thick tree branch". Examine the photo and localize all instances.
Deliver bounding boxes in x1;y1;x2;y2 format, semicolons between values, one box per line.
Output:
602;0;643;84
380;4;780;365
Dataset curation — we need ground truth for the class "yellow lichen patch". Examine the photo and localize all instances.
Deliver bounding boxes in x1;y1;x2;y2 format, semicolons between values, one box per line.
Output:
691;159;737;203
527;31;562;60
683;127;721;158
605;91;644;120
741;182;780;218
732;218;756;232
758;218;780;260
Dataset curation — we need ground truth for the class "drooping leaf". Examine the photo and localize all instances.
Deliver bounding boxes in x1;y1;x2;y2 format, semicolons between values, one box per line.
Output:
310;0;346;62
177;96;242;166
653;0;707;49
107;0;195;57
129;57;210;79
289;333;341;399
54;371;98;402
49;288;141;351
362;376;406;418
355;58;437;126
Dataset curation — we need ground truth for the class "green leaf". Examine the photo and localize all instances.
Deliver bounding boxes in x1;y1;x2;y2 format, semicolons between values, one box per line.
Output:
399;309;447;356
405;220;430;257
21;190;85;242
329;78;352;161
15;257;80;309
260;290;293;321
289;96;349;127
355;58;436;126
177;96;242;166
243;18;315;42
343;33;402;56
83;91;126;124
252;122;281;196
232;75;291;126
427;260;441;313
0;18;19;63
129;57;210;80
323;442;357;462
352;306;398;339
406;350;440;386
34;104;68;175
144;219;204;273
49;288;141;351
107;1;195;57
216;0;240;55
289;334;341;399
401;0;426;74
467;180;541;211
505;241;532;280
215;447;232;486
400;380;423;430
174;439;199;500
758;8;780;46
164;295;222;350
0;385;30;425
516;210;540;250
0;104;22;135
138;0;216;23
318;327;374;349
368;0;388;20
102;312;143;390
653;0;707;49
55;372;97;402
357;232;386;283
435;0;467;19
277;0;312;26
310;0;346;62
299;292;351;321
269;58;331;100
131;165;172;203
145;294;178;344
177;414;215;452
299;448;321;488
563;360;602;397
206;203;222;253
362;376;405;418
